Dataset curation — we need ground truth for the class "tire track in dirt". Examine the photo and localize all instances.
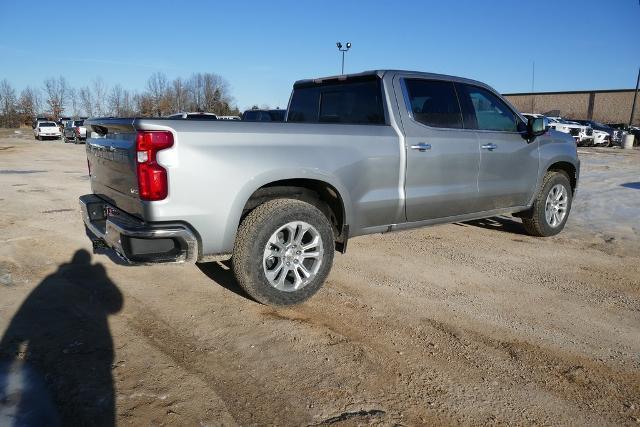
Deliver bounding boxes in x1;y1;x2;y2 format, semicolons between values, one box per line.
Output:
124;298;311;425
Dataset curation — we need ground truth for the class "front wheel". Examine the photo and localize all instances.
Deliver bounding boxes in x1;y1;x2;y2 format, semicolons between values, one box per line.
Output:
232;198;335;306
521;171;573;237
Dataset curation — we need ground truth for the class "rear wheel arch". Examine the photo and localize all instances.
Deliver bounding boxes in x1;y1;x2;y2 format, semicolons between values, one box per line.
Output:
240;179;349;251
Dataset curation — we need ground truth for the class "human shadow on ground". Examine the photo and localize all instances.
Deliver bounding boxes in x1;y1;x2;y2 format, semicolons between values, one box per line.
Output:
621;182;640;190
460;216;528;235
0;249;123;426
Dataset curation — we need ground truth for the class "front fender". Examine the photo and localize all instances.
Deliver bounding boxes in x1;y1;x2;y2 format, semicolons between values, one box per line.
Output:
530;131;580;204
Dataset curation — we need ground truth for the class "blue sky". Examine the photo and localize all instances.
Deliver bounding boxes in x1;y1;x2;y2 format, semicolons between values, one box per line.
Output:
1;0;638;110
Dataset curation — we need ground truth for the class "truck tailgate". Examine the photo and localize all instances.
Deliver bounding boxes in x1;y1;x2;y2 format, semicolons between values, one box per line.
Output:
86;120;143;218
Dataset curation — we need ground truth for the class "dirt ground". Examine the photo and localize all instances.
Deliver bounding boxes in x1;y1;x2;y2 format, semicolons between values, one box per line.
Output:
0;129;638;426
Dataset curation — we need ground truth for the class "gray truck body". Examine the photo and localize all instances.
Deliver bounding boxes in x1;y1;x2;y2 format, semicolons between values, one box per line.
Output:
80;70;580;264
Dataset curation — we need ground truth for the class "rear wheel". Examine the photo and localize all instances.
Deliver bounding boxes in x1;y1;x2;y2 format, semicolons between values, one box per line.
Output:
232;198;335;306
521;171;572;237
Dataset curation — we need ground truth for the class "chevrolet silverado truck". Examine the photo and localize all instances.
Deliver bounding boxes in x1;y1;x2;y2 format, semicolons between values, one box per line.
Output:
79;70;580;306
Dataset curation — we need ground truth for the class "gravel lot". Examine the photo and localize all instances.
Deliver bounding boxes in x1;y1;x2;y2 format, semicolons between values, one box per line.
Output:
0;130;638;425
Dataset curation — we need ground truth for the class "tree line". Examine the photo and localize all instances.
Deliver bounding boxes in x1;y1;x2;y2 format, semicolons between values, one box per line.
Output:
0;72;240;127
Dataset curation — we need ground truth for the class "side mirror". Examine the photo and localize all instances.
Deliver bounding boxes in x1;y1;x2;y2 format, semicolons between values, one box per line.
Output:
527;116;548;139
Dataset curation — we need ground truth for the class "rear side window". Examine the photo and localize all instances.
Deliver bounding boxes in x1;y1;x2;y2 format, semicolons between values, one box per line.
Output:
288;87;320;123
288;78;384;124
319;80;384;124
404;79;462;129
456;84;518;132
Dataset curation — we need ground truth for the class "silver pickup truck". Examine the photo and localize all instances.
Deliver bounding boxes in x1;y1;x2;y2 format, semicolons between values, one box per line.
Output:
80;70;579;306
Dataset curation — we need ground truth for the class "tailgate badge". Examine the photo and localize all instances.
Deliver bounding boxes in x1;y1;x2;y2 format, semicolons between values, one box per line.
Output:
105;207;120;217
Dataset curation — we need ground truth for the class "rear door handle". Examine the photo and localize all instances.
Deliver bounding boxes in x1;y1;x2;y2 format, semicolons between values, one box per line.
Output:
481;143;497;151
411;143;432;152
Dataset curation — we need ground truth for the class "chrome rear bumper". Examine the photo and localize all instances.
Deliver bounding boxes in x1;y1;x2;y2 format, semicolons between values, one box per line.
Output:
79;194;198;264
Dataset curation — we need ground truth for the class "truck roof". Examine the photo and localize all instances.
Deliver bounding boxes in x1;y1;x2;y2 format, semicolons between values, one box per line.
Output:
294;69;493;91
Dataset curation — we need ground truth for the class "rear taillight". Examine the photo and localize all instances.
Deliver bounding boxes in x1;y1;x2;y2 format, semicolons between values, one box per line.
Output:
75;127;80;135
135;131;174;201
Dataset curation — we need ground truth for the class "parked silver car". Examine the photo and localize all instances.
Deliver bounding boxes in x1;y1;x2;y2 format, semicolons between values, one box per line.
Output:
80;70;580;306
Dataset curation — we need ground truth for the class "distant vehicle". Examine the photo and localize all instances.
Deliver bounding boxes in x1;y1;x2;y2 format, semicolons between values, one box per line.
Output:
591;129;610;146
56;117;71;131
34;121;61;140
63;119;87;144
574;120;617;146
217;115;241;121
32;117;50;129
166;112;217;120
547;117;593;145
242;109;286;122
80;70;579;306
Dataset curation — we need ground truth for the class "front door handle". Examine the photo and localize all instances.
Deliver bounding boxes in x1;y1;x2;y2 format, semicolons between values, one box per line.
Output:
411;143;432;152
481;143;498;151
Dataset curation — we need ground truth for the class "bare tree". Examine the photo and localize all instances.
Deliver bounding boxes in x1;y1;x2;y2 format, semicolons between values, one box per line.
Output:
108;84;124;116
43;76;69;118
171;77;189;113
187;72;234;114
68;87;81;117
0;79;19;127
92;78;107;116
79;87;94;117
146;72;170;116
134;92;154;117
18;86;41;124
121;89;135;116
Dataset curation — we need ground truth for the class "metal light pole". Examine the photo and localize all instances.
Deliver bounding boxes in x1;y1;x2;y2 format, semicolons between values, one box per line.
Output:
336;42;352;75
629;66;639;127
530;61;536;113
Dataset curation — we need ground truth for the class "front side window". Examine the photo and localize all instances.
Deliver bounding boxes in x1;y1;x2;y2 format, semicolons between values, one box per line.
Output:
456;84;518;132
403;79;462;129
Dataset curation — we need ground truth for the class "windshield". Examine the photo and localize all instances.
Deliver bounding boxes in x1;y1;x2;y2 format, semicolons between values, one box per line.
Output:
269;110;286;121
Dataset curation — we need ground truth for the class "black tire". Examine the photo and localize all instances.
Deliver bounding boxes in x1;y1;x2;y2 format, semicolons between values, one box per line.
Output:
521;171;572;237
232;198;335;306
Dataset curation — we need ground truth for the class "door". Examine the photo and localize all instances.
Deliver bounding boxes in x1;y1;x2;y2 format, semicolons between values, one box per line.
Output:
455;83;539;210
395;77;481;222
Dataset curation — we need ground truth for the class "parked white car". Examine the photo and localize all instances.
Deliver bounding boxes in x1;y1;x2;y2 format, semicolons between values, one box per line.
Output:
547;117;593;145
592;129;610;146
33;121;62;140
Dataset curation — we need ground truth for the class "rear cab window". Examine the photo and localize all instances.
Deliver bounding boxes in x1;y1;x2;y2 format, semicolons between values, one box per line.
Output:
288;76;386;125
